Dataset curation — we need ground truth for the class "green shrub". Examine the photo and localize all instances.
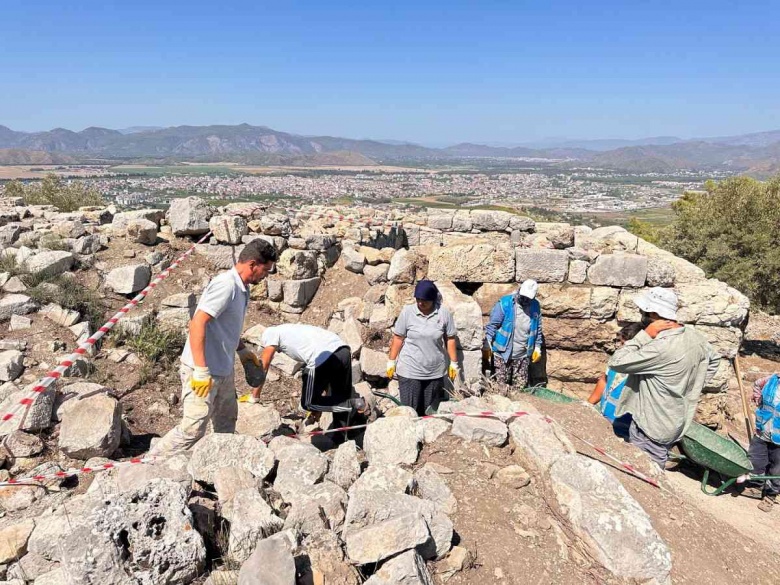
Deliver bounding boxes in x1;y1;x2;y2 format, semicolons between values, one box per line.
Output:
6;174;104;212
661;175;780;313
125;318;186;364
26;275;107;331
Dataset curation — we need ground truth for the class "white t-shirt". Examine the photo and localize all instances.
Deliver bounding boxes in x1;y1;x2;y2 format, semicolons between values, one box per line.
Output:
261;324;346;369
181;268;249;377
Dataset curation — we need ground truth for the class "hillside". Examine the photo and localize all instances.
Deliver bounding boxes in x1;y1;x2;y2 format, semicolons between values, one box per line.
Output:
4;123;780;173
0;148;77;165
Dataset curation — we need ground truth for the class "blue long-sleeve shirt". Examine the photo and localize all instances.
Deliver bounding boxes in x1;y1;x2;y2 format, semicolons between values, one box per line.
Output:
485;299;543;362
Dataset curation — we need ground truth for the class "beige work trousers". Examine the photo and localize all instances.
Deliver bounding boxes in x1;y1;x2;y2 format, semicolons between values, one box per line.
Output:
149;364;238;457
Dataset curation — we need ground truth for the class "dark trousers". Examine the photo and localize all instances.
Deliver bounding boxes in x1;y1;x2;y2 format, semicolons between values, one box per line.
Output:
629;420;673;469
301;346;353;414
398;376;444;416
748;435;780;496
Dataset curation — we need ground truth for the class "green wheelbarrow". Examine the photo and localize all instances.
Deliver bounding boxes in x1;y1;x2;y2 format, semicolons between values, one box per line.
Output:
520;386;577;404
677;422;780;496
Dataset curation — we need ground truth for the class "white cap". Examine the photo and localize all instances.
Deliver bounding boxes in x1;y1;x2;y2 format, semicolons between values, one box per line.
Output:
518;279;538;300
634;287;678;321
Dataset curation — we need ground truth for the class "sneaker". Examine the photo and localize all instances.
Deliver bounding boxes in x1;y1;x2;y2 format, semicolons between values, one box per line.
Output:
758;494;777;513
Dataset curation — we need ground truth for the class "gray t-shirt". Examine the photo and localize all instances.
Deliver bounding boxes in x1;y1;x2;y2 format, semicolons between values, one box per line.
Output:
393;304;456;380
511;303;532;359
261;324;345;370
181;268;249;377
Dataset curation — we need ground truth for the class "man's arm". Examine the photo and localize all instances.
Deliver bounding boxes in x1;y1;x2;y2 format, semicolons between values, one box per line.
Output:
588;374;607;405
752;375;771;405
608;330;668;375
703;346;720;385
188;310;213;368
250;346;277;400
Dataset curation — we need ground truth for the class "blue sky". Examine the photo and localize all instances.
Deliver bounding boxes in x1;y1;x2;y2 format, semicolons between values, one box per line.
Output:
1;0;779;144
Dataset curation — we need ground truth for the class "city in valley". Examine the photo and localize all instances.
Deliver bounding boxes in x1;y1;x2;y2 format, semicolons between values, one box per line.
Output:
0;162;729;227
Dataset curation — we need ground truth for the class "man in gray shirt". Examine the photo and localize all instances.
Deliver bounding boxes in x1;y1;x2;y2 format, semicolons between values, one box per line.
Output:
609;287;720;468
151;239;277;456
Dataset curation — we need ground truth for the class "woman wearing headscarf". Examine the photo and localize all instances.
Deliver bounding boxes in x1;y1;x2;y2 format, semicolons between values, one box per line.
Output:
484;279;543;393
386;280;458;415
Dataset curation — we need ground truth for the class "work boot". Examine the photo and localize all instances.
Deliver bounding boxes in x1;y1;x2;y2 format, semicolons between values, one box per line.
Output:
742;486;763;499
758;494;777;513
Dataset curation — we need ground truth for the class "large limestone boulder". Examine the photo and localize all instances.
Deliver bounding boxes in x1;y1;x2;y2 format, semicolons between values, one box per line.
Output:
473;283;516;315
548;455;671;584
282;277;320;308
364;417;421;466
587;253;648;287
58;394;122;459
237;533;296;585
387;248;426;284
427;244;515;283
0;349;24;382
276;249;318;280
515;249;569;282
436;282;483;350
0;518;35;565
364;550;434;585
105;263;152;294
345;513;432;565
676;280;750;326
0;293;38;321
167;196;214;235
0;384;55;433
112;208;165;230
23;250;74;276
344;491;452;560
545;318;621;352
342;247;366;273
189;434;276;484
58;479;207;585
223;488;285;563
125;218;158;245
210;214;248;245
546;350;607;382
537;284;619;321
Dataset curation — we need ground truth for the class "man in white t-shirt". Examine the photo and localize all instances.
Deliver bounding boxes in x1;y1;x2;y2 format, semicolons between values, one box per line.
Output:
250;324;366;420
150;239;277;456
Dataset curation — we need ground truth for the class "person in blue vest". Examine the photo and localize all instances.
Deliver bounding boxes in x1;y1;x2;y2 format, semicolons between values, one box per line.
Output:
484;279;543;393
587;323;642;439
744;373;780;512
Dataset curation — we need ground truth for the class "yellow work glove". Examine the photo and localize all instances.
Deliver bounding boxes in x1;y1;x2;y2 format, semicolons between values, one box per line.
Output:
191;366;213;398
238;347;260;367
531;348;542;363
238;394;260;404
448;362;459;381
386;360;396;379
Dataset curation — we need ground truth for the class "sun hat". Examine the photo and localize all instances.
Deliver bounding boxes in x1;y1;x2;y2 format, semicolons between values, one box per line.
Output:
517;279;539;300
414;280;439;302
634;287;678;321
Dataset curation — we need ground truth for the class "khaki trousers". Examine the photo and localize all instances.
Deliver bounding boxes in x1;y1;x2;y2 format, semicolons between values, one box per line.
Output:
149;364;238;457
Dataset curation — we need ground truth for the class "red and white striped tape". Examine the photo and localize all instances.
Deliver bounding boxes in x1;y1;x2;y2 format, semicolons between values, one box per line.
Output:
0;231;212;434
0;410;661;489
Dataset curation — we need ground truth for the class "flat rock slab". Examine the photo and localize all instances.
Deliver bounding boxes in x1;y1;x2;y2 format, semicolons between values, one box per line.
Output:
346;512;431;565
189;434;276;485
364;417;421;466
364;550;434;585
508;415;575;472
549;454;672;584
450;416;508;447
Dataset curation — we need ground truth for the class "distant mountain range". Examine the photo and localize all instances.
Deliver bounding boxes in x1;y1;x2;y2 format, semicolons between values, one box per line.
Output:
2;123;780;174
